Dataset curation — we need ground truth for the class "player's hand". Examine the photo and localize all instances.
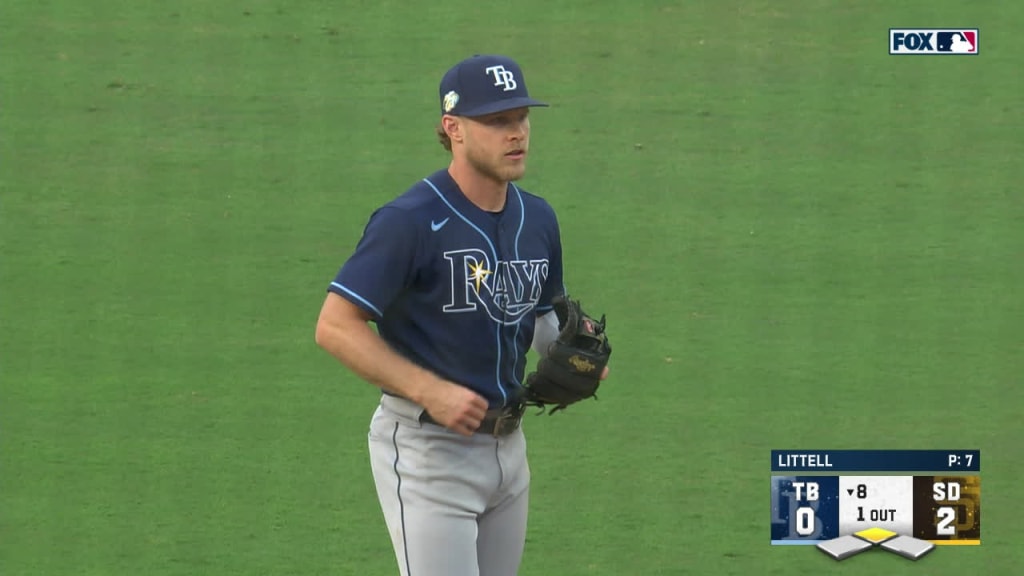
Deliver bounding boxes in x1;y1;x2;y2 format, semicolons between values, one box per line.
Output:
422;380;489;436
601;366;610;380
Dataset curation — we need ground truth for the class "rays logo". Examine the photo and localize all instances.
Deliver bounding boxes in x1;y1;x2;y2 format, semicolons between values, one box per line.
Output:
443;249;548;324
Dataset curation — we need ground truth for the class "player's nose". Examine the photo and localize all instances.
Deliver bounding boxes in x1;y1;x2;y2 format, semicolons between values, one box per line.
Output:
510;119;528;139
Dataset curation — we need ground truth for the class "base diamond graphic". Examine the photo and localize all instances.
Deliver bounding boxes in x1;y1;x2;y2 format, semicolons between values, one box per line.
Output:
817;528;937;561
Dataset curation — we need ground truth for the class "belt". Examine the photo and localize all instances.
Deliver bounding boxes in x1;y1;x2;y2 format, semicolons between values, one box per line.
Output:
419;405;524;437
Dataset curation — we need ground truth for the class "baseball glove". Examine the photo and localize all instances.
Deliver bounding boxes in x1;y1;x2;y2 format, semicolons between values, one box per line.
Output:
520;294;612;413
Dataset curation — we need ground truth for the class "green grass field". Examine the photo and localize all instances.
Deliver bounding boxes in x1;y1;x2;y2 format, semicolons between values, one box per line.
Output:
3;1;1022;574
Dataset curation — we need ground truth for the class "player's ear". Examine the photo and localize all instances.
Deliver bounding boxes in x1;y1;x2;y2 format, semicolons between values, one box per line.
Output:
442;115;464;144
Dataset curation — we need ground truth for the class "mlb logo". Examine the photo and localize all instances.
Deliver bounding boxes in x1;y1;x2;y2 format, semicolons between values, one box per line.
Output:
889;29;979;55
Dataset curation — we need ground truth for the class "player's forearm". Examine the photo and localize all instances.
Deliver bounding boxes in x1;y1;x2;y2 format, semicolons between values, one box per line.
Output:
530;311;559;357
315;319;442;405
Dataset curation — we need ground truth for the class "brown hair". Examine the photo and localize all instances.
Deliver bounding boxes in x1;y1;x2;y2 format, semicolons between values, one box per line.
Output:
436;122;452;152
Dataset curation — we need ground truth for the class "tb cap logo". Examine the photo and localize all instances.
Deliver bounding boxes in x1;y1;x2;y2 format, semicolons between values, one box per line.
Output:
485;65;518;91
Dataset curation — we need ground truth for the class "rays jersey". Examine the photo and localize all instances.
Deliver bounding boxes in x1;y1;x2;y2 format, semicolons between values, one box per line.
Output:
328;169;564;408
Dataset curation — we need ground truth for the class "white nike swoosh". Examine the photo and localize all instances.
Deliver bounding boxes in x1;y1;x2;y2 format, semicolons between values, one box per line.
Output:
431;218;450;232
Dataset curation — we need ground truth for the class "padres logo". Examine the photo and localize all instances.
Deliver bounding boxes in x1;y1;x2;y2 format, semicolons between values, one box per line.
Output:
568;355;596;373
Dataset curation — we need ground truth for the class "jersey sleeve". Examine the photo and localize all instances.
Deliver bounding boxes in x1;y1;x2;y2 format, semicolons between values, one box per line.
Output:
535;210;564;314
328;206;420;319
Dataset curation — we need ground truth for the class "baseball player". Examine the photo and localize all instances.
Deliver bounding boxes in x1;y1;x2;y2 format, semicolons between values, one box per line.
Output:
949;32;974;53
315;54;610;576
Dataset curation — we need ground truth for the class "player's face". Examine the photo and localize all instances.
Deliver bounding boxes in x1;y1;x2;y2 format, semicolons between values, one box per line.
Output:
462;108;531;183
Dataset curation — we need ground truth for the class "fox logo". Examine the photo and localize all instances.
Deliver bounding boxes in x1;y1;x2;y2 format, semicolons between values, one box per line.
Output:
890;29;978;55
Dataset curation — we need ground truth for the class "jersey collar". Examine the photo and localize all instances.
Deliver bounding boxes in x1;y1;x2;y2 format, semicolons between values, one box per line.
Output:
428;169;523;229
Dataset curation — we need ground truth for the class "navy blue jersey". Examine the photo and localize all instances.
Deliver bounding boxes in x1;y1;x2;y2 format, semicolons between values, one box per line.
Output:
328;169;564;408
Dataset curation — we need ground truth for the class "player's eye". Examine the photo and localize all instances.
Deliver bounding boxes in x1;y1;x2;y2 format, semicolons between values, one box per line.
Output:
485;111;528;126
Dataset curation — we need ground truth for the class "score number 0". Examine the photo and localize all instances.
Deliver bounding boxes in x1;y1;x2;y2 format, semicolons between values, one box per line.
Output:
791;482;817;535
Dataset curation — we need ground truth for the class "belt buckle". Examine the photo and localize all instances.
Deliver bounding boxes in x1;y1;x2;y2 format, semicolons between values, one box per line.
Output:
490;408;521;437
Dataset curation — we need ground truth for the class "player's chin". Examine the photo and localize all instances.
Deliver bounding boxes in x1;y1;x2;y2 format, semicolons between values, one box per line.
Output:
500;160;527;181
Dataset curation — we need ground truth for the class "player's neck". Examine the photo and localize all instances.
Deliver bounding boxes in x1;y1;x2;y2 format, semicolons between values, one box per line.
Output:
447;161;507;213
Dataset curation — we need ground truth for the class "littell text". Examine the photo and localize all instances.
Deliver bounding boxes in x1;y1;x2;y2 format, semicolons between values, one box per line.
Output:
777;453;833;468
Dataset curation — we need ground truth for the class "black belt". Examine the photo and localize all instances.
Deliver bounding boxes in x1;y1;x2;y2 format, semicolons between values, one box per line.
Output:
419;405;524;437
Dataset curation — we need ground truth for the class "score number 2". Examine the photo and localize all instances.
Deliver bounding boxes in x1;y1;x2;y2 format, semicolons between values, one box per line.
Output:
934;481;960;536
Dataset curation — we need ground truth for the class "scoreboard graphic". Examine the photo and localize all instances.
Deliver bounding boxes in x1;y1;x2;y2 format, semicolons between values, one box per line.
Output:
770;450;980;561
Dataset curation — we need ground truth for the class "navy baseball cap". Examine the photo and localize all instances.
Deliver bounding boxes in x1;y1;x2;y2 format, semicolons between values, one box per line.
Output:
439;54;548;117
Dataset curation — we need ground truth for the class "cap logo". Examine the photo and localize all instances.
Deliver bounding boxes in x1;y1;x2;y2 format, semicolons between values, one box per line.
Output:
442;90;459;112
484;65;518;91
